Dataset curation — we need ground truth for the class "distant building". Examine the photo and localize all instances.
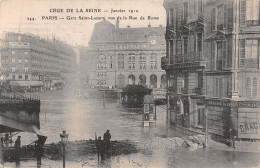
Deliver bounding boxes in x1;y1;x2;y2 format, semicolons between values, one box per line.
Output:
87;20;167;89
162;0;260;140
0;32;76;90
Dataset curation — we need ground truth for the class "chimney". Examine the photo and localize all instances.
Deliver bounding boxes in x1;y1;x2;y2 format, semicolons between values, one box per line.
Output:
116;19;119;29
127;25;130;28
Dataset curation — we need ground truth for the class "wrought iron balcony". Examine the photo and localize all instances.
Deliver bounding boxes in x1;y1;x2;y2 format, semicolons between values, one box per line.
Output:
194;87;202;95
181;88;188;94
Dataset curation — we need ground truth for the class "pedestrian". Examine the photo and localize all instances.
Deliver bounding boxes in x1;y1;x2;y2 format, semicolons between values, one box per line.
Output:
14;136;21;162
103;130;111;153
95;136;105;160
229;129;237;148
35;140;44;165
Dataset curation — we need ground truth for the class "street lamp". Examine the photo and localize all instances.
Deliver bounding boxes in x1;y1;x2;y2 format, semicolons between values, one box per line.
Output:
60;130;69;168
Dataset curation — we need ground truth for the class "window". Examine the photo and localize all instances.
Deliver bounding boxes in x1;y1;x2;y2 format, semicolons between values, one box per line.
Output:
128;53;135;70
183;2;188;19
211;8;216;31
12;75;15;80
12;51;15;55
118;54;124;69
217;5;224;30
25;66;28;72
184;37;188;54
246;77;258;98
246;40;258;59
12;58;15;63
139;53;146;70
246;0;259;25
216;42;223;70
18;75;22;79
18;59;22;63
25;59;28;63
25;75;28;80
12;67;15;72
25;51;28;55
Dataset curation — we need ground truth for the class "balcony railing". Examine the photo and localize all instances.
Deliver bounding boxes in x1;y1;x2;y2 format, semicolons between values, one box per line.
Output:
168;86;176;93
240;58;258;69
194;87;202;95
181;88;188;94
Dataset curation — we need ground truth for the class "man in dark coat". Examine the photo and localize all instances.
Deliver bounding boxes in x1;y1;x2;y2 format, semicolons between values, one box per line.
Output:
103;130;111;153
14;136;21;161
95;136;105;160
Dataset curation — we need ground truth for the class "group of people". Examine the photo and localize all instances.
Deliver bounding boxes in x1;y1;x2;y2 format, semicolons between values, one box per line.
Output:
95;130;111;160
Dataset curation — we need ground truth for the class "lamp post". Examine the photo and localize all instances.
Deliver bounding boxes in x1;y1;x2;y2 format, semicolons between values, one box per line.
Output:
60;131;69;168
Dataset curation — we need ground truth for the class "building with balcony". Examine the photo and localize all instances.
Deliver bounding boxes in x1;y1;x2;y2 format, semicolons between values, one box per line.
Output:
87;20;167;90
0;32;77;91
163;0;260;140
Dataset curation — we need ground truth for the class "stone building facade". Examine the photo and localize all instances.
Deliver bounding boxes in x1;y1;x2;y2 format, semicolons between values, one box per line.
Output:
87;21;167;89
162;0;260;140
0;32;76;90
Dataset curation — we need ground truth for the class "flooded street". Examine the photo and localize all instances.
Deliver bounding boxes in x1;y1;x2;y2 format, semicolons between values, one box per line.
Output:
4;90;260;168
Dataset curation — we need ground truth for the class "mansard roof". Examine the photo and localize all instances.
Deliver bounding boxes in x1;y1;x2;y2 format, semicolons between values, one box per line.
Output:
90;21;165;43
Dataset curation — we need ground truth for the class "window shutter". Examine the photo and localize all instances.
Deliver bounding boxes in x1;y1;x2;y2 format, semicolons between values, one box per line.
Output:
211;42;216;70
246;77;252;98
219;77;223;97
239;39;245;68
252;77;258;98
224;4;228;29
228;2;233;30
223;41;227;68
215;78;219;97
212;8;216;31
227;38;232;68
240;0;246;27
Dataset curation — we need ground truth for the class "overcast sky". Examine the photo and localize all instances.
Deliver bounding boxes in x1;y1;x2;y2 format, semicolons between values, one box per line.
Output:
0;0;166;46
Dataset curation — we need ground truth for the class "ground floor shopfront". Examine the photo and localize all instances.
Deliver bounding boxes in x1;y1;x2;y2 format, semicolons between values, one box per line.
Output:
169;96;260;140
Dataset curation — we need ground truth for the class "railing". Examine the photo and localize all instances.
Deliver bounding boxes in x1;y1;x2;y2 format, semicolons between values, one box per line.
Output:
168;86;176;93
0;86;39;101
181;88;188;94
240;58;258;69
194;87;202;95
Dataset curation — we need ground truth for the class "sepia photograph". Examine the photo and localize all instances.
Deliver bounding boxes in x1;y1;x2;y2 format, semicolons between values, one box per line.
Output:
0;0;260;167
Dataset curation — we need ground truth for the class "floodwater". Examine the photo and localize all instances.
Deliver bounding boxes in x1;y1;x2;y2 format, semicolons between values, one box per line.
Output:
4;90;260;168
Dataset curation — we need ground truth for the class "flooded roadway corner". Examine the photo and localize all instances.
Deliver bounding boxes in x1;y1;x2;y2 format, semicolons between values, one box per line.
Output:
3;90;260;168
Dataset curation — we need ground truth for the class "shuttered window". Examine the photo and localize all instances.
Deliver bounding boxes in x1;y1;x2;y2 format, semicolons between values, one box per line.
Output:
212;8;216;31
240;0;246;26
246;40;258;59
252;77;258;98
222;41;227;68
246;77;258;98
213;77;226;98
211;42;216;70
239;39;246;68
217;5;224;30
224;4;228;28
246;0;259;21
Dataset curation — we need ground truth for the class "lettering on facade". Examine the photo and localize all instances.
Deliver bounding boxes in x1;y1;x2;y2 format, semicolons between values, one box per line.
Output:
206;100;260;108
239;122;260;133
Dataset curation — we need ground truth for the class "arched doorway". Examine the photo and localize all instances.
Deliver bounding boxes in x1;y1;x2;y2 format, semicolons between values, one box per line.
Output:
161;74;167;88
117;74;125;88
150;74;157;88
139;74;146;86
128;74;135;85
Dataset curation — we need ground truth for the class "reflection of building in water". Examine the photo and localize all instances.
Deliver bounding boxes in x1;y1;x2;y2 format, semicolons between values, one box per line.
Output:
0;32;76;90
87;20;167;89
163;0;260;140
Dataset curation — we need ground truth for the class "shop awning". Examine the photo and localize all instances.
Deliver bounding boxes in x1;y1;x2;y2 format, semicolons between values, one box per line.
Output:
0;115;46;137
